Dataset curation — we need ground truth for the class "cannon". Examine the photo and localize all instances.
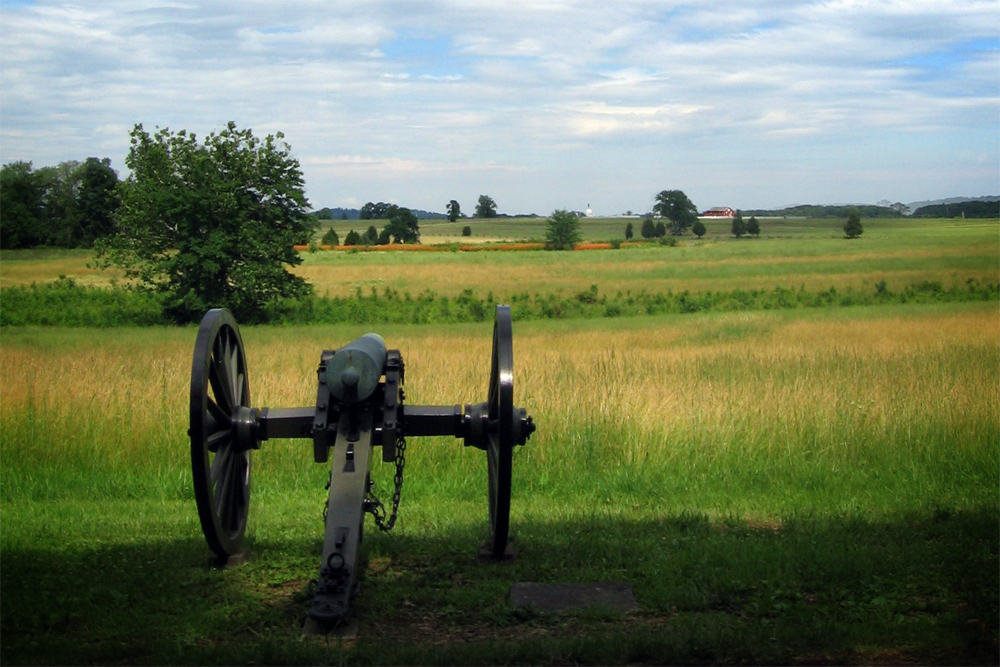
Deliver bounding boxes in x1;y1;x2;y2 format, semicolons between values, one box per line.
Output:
188;305;534;629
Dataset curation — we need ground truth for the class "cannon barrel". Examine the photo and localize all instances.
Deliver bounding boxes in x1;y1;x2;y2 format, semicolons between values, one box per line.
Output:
324;333;387;405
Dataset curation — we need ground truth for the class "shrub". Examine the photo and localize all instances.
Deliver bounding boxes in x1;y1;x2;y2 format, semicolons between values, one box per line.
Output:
844;210;864;239
321;227;340;246
462;225;472;237
545;209;582;250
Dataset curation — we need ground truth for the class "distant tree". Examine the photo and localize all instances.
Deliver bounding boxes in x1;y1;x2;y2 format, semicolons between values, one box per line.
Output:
359;201;393;220
447;199;461;222
95;122;312;323
640;217;656;239
361;224;379;245
344;229;361;245
462;225;472;237
475;194;497;218
655;221;667;238
746;215;760;237
653;190;698;235
545;209;581;250
692;219;706;238
75;157;120;246
377;228;392;245
34;160;82;248
890;202;910;216
321;227;340;246
731;210;746;238
624;221;634;240
314;207;333;220
844;210;864;239
340;211;348;220
0;161;47;248
385;207;420;243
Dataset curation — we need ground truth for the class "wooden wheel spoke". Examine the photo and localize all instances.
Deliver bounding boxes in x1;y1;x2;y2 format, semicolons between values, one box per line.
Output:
206;397;228;427
211;442;232;485
209;354;234;414
226;339;240;406
206;428;231;454
235;372;245;407
214;449;233;513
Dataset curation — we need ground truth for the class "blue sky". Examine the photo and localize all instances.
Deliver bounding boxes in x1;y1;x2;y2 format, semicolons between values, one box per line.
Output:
1;0;997;214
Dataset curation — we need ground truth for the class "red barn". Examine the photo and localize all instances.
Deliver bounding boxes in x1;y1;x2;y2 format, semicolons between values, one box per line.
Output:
702;207;735;218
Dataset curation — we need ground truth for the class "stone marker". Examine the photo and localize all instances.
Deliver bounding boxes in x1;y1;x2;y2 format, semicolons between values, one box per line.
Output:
509;582;637;613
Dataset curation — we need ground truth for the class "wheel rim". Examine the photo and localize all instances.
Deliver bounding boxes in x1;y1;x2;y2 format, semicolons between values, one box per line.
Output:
190;309;251;557
486;305;514;558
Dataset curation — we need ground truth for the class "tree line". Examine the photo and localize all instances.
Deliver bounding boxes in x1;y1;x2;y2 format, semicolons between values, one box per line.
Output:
0;120;972;324
0;158;120;249
911;200;999;218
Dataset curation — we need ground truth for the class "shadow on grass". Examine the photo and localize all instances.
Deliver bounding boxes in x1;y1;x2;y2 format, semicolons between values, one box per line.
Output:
1;506;997;665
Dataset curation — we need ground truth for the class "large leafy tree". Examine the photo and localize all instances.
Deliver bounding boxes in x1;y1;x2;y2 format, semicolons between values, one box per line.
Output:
475;194;497;218
96;122;313;323
545;209;581;250
653;189;698;235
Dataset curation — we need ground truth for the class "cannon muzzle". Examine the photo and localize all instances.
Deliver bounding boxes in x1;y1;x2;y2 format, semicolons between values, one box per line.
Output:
324;333;387;405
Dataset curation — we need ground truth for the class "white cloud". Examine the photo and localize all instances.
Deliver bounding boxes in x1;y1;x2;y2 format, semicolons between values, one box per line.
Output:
1;0;997;212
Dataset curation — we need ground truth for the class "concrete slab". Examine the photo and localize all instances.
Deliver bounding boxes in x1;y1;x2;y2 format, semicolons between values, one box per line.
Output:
509;582;638;613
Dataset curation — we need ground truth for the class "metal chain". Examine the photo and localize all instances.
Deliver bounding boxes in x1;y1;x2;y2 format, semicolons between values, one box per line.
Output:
366;426;406;532
322;430;406;531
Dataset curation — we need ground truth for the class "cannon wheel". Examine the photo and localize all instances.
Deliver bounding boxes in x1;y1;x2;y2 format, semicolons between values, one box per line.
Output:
190;309;252;558
486;305;514;558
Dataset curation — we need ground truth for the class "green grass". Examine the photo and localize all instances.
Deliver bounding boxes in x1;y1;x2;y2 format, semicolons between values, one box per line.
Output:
2;302;997;664
6;218;996;299
297;218;1000;299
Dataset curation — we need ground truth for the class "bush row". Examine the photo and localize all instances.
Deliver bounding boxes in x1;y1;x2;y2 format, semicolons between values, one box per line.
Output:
1;278;996;327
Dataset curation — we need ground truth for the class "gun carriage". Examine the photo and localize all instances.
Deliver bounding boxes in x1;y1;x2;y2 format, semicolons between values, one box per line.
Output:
188;305;534;629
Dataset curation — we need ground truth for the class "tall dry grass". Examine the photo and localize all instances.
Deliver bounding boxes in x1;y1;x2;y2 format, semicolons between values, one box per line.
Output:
2;305;996;518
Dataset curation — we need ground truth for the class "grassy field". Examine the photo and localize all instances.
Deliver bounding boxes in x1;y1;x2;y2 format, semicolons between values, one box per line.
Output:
1;302;997;664
3;219;996;302
1;216;998;664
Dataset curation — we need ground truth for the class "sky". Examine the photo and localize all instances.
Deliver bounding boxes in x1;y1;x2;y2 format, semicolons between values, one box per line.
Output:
1;0;998;215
